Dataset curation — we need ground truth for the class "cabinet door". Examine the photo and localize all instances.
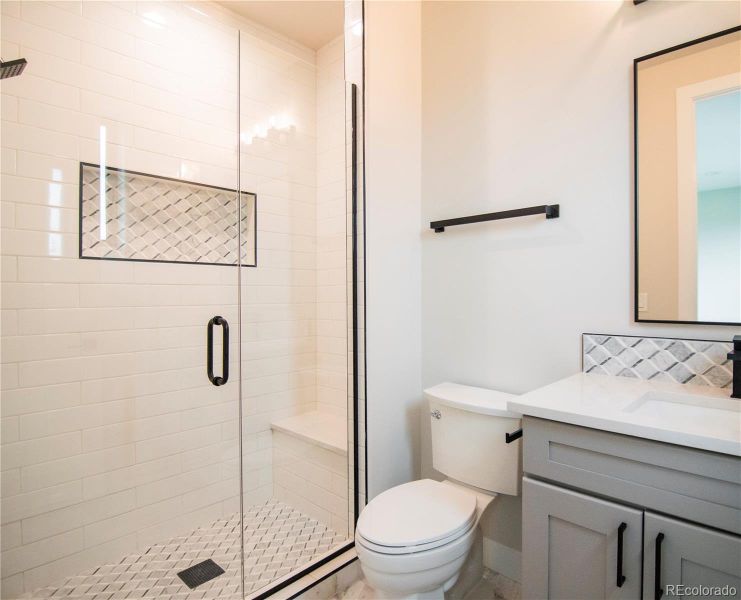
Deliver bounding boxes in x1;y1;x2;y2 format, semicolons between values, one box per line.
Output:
643;512;741;600
523;477;642;600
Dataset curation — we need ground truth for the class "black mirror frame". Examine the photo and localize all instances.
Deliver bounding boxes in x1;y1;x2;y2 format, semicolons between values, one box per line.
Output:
633;25;741;326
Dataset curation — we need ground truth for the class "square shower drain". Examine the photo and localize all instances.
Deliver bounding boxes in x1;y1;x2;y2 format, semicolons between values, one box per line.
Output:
177;559;225;589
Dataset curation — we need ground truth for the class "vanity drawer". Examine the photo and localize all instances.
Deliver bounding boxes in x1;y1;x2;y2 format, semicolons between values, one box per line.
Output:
523;416;741;535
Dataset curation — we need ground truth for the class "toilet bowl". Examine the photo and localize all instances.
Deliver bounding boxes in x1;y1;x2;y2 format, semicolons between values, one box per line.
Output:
355;479;494;599
355;383;521;600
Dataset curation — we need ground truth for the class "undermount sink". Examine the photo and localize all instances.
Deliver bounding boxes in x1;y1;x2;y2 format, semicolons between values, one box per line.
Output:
623;390;740;435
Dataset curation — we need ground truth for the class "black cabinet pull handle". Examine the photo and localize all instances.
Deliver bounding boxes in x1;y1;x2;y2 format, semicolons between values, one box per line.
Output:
616;522;627;587
207;316;229;386
654;532;664;600
505;428;523;443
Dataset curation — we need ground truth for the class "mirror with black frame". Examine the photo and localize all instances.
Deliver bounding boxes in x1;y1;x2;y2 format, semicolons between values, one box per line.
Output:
635;26;741;325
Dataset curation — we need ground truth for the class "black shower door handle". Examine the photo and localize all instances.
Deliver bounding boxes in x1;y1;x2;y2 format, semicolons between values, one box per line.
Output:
207;316;229;386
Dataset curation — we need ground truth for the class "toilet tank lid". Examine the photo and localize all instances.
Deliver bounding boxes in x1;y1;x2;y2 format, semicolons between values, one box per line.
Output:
424;382;521;418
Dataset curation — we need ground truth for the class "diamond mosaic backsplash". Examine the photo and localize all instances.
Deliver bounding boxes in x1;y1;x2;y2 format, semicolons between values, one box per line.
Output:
80;163;256;266
22;501;346;600
582;334;733;388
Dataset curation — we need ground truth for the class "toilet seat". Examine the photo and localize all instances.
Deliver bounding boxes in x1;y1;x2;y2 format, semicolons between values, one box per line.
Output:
354;515;479;597
356;479;477;555
356;518;475;555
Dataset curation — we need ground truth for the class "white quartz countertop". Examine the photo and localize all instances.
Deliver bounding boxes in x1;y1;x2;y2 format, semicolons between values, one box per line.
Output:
507;373;741;457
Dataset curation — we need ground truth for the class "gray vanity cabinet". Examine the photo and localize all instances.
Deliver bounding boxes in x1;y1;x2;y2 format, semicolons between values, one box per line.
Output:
521;417;741;600
523;477;643;600
643;513;741;600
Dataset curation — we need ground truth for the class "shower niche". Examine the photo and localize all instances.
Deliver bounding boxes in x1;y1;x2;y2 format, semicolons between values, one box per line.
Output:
79;163;257;266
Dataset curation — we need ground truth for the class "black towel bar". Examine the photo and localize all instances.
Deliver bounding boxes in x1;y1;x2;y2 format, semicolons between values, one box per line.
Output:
430;204;559;232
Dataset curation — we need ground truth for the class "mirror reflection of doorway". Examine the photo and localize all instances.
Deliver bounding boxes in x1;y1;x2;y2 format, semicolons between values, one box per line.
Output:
695;89;741;323
676;74;741;323
635;26;741;325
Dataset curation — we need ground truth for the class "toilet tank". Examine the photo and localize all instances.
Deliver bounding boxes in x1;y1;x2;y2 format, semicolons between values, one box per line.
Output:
426;382;522;496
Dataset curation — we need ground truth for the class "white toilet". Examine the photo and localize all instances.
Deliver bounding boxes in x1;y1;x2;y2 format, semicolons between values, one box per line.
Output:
355;382;522;600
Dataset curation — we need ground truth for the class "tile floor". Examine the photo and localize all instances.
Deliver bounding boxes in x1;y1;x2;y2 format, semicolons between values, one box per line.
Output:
462;570;521;600
334;569;521;600
22;501;347;600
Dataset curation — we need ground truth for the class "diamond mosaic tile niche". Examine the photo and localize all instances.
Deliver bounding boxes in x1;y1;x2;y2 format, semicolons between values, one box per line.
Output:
80;163;256;266
22;501;347;600
582;334;733;388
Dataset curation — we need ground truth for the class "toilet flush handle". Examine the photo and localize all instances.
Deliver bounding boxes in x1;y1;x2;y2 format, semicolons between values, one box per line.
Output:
505;428;523;443
430;410;442;420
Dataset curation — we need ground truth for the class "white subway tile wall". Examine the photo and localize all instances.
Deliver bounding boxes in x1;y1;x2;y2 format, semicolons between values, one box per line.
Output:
0;1;350;597
316;36;348;421
273;429;348;536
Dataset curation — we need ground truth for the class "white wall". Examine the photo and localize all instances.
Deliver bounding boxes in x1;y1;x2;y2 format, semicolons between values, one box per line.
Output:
419;0;741;574
364;0;423;499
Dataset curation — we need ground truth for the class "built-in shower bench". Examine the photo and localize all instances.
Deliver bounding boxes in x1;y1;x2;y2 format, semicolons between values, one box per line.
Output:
271;411;347;456
270;411;350;534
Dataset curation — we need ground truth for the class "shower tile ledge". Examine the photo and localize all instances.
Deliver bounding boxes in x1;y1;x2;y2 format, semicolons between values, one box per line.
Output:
271;411;348;456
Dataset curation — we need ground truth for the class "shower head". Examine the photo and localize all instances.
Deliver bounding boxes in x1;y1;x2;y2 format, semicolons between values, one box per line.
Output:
0;58;27;80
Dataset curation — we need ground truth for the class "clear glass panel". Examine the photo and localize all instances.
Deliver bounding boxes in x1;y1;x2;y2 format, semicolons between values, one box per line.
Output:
236;1;354;594
0;3;243;598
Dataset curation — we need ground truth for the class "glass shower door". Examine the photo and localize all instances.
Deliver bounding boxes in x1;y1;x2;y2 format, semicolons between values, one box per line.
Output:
236;1;356;594
0;3;246;598
0;1;364;597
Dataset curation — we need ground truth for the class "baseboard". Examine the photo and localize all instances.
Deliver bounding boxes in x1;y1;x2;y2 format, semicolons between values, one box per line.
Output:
482;538;521;583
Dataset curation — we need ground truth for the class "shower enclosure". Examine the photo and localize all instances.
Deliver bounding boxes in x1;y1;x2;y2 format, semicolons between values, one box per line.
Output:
0;1;365;598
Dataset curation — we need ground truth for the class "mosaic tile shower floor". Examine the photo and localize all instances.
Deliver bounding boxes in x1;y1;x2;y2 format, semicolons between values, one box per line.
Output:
22;501;347;600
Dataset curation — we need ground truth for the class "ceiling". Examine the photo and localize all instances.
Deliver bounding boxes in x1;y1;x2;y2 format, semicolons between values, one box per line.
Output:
218;1;344;50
